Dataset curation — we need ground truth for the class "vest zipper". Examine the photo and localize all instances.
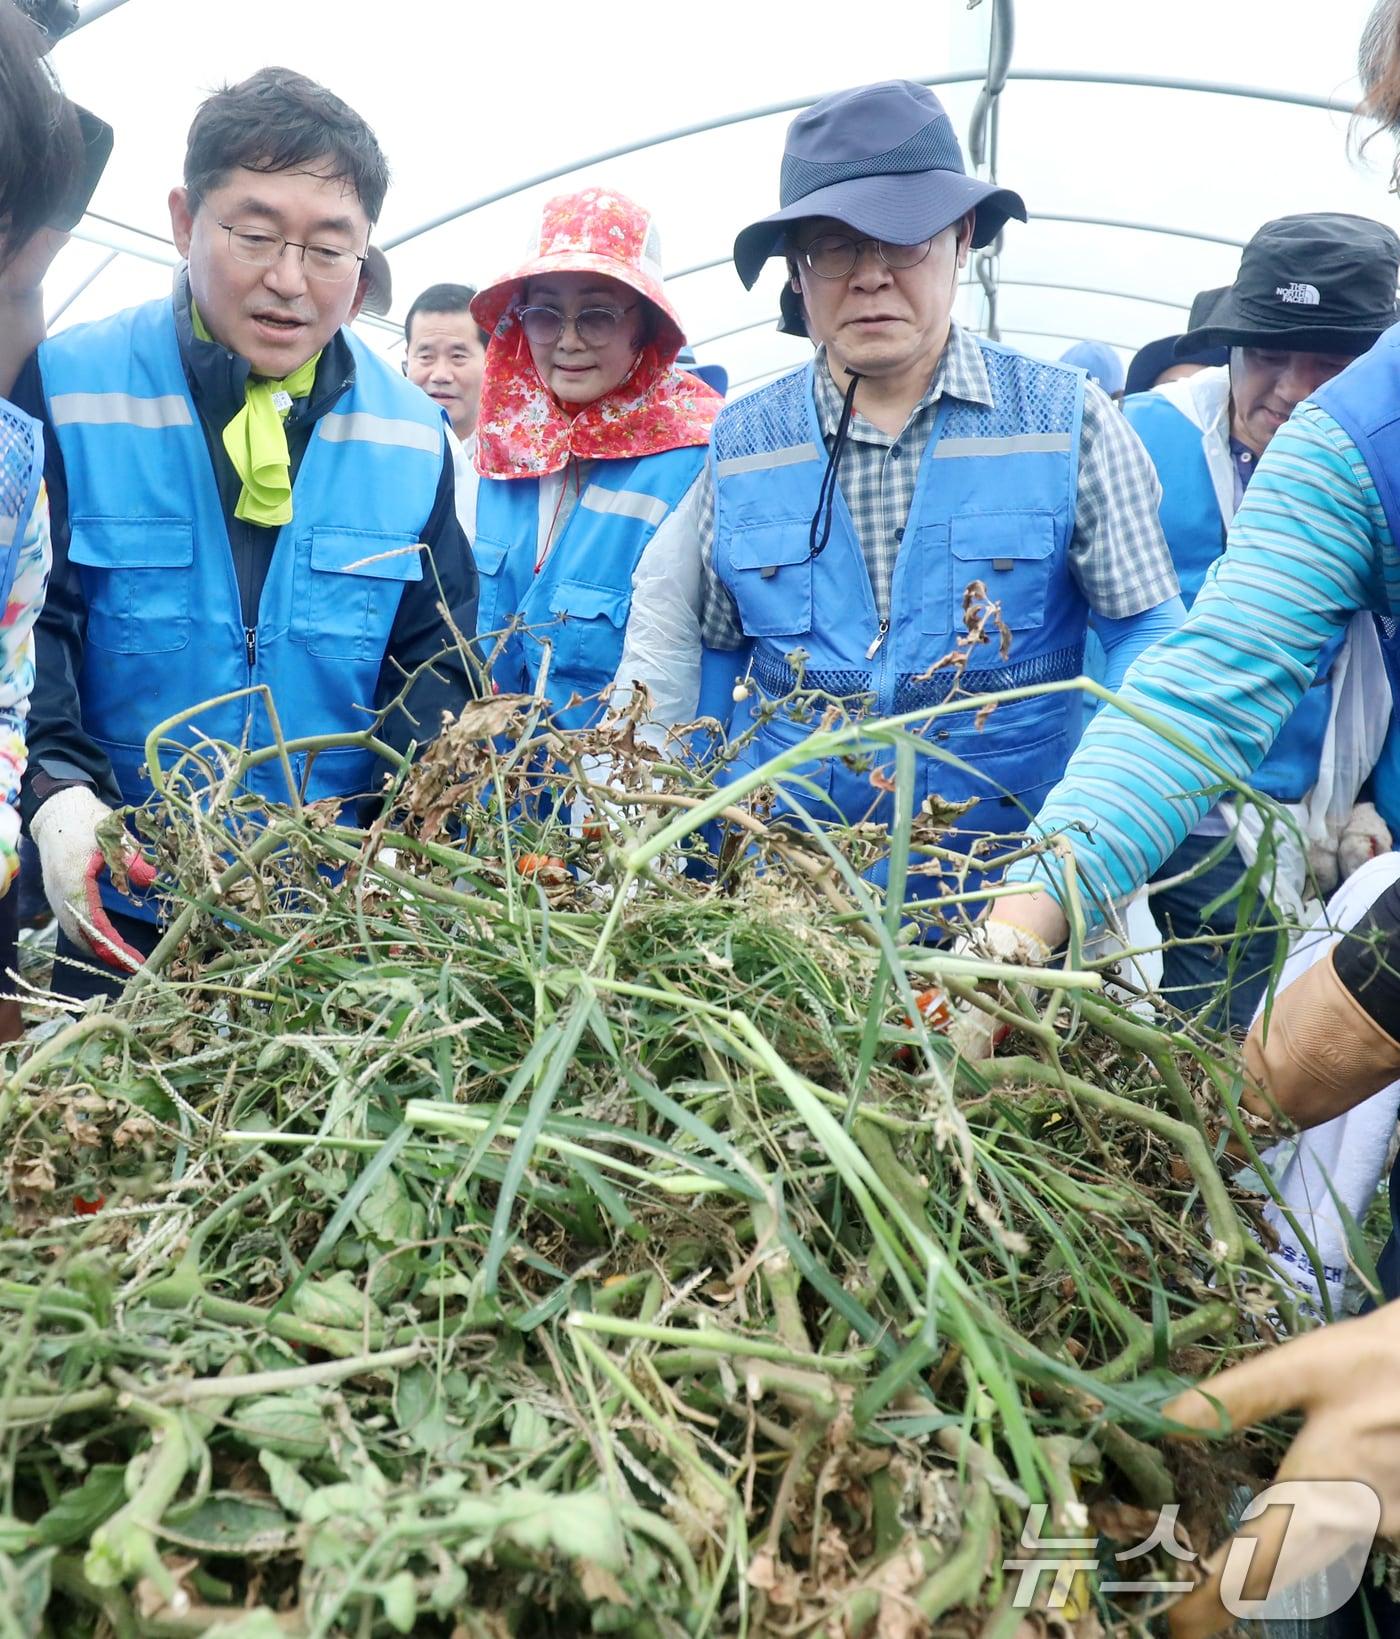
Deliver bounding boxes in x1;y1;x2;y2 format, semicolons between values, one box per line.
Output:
865;619;890;660
245;626;257;671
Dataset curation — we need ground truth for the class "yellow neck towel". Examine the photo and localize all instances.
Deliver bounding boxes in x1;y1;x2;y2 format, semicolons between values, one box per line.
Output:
192;302;322;527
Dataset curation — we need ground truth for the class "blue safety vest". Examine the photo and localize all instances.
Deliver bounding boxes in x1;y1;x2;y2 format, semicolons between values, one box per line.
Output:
1313;328;1400;1301
709;345;1086;864
1123;389;1340;802
0;399;43;614
40;296;446;919
473;448;705;731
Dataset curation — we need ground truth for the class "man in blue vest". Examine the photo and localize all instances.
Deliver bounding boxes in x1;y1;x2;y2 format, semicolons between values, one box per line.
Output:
1121;214;1400;1029
8;67;478;999
613;80;1183;922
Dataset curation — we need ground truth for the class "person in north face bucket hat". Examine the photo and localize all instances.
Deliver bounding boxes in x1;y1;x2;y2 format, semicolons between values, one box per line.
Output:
610;79;1185;956
1117;213;1400;1033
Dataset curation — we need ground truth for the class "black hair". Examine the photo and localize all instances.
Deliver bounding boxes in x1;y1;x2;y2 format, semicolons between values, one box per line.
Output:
0;2;83;271
184;66;390;225
404;282;489;349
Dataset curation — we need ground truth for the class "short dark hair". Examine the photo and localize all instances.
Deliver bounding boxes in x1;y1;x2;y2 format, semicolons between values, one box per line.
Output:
404;283;489;349
184;66;390;224
0;4;83;272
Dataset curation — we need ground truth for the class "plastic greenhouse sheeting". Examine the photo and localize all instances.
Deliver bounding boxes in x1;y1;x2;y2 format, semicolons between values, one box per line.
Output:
37;0;1397;396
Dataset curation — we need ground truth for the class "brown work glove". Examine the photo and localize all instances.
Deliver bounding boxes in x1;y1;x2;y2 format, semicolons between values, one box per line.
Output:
1242;947;1400;1130
1163;1301;1400;1639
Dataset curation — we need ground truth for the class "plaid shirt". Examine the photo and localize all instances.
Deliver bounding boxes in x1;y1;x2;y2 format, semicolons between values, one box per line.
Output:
697;325;1177;647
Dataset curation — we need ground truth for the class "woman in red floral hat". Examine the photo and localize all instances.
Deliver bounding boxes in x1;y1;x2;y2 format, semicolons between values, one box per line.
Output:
460;187;721;730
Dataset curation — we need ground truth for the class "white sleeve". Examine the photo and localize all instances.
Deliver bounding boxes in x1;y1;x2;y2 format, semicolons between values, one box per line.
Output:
610;472;707;739
449;430;478;542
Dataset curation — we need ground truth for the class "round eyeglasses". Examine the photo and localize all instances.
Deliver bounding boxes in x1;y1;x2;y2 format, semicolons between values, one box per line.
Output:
796;235;935;280
217;221;367;283
517;303;638;349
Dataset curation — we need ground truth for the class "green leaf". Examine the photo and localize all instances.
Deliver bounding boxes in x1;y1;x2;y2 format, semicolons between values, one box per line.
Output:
35;1464;128;1547
259;1450;313;1519
497;1488;626;1569
381;1569;418;1633
275;1124;411;1317
508;1402;549;1453
0;1547;54;1635
302;1481;387;1528
484;996;592;1295
0;1517;35;1555
165;1493;291;1553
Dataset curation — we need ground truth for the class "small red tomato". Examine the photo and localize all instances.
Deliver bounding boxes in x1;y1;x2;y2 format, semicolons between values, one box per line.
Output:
910;987;953;1033
516;854;566;876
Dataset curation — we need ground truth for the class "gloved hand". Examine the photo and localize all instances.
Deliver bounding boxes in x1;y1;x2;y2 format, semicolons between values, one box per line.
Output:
1306;834;1341;900
1163;1300;1400;1639
1338;801;1392;880
29;786;156;971
910;919;1053;1062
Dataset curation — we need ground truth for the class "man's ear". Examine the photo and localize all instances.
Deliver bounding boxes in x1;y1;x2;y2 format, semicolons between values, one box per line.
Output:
956;212;975;268
787;256;802;294
169;187;196;257
346;268;369;324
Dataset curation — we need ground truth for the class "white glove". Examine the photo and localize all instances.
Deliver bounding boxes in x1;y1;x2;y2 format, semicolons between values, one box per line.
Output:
1306;834;1341;900
1337;801;1392;880
29;786;156;970
911;920;1053;1062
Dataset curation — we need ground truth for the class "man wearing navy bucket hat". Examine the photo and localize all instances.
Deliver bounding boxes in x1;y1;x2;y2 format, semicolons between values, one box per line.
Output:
613;80;1183;937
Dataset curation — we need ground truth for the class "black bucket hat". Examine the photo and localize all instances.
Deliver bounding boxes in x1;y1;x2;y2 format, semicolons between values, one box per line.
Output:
733;80;1026;290
1175;214;1400;358
1124;332;1229;398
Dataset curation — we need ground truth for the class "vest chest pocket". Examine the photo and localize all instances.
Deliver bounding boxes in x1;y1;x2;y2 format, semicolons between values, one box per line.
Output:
469;535;510;644
306;528;424;660
934;510;1056;634
543;579;631;690
69;517;193;654
725;526;814;638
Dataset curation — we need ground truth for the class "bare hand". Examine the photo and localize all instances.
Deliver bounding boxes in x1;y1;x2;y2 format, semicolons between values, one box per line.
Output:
1164;1302;1400;1639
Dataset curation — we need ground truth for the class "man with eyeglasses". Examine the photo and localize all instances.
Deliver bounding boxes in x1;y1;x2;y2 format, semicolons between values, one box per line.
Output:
1114;215;1400;1031
6;66;477;998
613;80;1182;934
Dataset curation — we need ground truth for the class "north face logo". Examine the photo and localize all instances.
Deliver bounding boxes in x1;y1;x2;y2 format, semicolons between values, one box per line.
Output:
1276;282;1321;306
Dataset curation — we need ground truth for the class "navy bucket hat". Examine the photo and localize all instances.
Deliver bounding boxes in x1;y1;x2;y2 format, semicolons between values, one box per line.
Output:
1174;215;1400;358
733;80;1026;290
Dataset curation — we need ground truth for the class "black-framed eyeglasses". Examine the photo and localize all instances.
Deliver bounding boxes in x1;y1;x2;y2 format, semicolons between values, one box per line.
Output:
215;220;367;283
796;234;935;280
517;303;638;348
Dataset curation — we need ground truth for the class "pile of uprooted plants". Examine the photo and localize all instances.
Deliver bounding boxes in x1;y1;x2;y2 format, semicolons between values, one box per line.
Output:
0;677;1353;1638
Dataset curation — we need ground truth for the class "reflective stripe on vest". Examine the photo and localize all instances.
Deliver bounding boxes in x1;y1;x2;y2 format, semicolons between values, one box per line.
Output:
932;432;1072;458
319;410;442;456
50;391;193;430
579;482;669;528
715;442;821;477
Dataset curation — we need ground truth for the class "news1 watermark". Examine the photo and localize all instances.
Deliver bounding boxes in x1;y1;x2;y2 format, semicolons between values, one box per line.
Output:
1004;1483;1382;1618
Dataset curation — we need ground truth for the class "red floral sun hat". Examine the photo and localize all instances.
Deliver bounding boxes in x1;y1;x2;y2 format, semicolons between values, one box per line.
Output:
470;187;686;355
470;186;721;481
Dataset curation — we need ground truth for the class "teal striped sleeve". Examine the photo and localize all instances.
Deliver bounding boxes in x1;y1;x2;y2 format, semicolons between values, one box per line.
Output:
1006;402;1393;918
